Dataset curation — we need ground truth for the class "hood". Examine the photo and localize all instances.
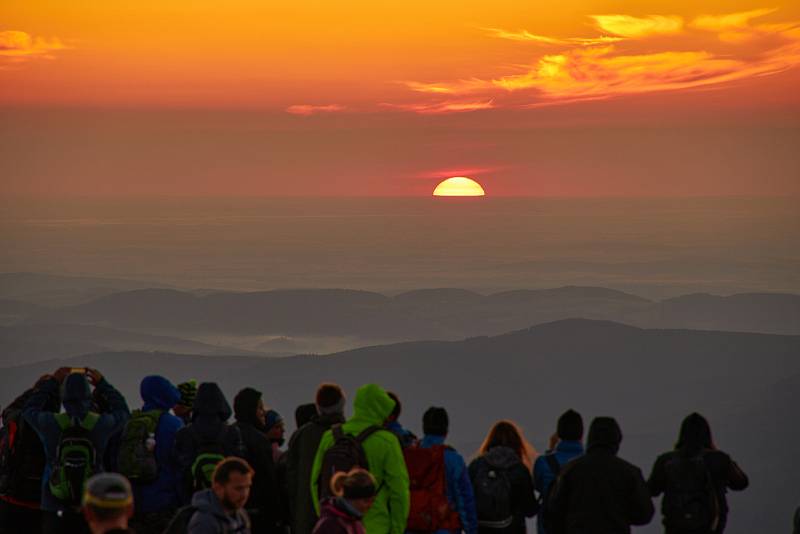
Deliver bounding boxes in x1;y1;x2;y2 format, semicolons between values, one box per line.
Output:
234;387;263;427
140;375;181;411
351;384;395;426
192;382;232;422
676;412;712;456
191;488;227;519
61;373;92;419
485;446;522;469
587;417;622;454
295;403;318;428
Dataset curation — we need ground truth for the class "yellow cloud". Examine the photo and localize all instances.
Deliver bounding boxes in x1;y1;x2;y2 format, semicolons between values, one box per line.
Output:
691;8;778;32
590;14;684;38
482;27;623;46
382;100;494;114
0;30;68;61
285;104;346;116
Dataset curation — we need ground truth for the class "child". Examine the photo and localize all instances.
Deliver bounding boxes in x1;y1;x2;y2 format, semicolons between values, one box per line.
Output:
313;469;377;534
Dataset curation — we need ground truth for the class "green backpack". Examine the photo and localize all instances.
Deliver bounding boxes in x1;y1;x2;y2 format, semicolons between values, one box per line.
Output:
49;412;99;505
118;409;163;483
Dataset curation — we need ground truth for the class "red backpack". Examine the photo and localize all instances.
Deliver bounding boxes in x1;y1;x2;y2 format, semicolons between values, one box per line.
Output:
404;444;461;532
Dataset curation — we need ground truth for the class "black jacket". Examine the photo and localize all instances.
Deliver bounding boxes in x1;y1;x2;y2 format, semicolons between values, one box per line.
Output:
469;446;538;534
647;449;748;534
286;412;346;534
548;417;654;534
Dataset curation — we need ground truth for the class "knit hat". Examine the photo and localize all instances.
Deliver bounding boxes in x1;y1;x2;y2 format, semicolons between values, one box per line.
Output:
83;473;133;510
316;383;346;416
177;380;198;408
265;409;284;432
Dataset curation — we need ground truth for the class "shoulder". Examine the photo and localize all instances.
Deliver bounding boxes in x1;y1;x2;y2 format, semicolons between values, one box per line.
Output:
159;413;183;432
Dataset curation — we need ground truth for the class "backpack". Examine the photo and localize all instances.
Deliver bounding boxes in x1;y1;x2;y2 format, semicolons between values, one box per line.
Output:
0;415;47;503
404;444;461;532
473;459;514;529
318;424;382;500
662;454;720;532
49;412;99;506
538;454;562;533
190;425;228;491
117;409;163;484
163;504;199;534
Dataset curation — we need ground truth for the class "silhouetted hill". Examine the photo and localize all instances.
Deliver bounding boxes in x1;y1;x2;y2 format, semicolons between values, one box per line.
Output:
0;298;45;324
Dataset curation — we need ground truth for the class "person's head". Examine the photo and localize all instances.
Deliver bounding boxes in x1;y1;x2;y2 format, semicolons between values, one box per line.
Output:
352;384;395;426
62;372;92;419
331;468;377;514
264;410;285;444
557;409;584;442
587;417;623;454
316;383;346;417
675;412;713;455
174;379;197;419
423;406;449;437
212;457;254;512
386;392;402;423
82;473;134;533
234;387;266;429
295;403;318;428
139;375;181;411
192;382;232;422
480;420;536;470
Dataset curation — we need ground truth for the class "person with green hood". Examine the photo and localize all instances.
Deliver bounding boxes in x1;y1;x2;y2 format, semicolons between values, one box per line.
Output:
310;384;409;534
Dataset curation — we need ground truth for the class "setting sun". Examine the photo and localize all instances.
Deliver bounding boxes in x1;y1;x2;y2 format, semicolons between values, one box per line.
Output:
433;177;486;197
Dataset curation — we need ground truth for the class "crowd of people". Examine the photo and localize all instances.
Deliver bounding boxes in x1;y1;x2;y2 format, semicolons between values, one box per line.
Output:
0;366;756;534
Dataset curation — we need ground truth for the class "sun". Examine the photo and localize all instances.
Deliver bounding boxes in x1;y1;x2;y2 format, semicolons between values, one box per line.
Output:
433;176;486;197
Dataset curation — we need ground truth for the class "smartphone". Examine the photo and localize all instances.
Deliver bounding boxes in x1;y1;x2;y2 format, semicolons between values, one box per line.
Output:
70;367;87;374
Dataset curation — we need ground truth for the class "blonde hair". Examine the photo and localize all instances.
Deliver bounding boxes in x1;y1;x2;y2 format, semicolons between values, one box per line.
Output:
478;420;538;471
330;468;377;499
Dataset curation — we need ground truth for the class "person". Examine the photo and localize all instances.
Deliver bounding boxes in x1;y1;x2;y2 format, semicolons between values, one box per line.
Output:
409;407;477;534
173;383;244;503
264;410;286;464
532;410;584;534
123;375;183;534
0;380;59;534
174;381;198;425
468;421;537;534
23;367;130;534
287;384;347;534
232;387;285;534
794;507;800;534
81;473;135;534
647;413;749;534
187;457;253;534
313;469;377;534
296;404;319;430
311;383;409;534
385;393;416;448
547;417;653;534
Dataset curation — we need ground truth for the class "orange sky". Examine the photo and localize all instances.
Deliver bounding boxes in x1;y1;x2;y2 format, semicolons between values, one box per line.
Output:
1;1;799;196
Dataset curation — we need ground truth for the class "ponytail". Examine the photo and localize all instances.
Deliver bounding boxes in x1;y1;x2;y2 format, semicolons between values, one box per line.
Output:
329;468;377;500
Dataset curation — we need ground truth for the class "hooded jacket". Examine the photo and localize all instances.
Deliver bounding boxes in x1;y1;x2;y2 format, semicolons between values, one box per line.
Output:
173;383;244;503
188;488;251;534
288;411;346;534
232;387;286;534
23;374;130;512
468;446;537;534
311;384;410;534
547;417;654;534
421;434;478;534
313;498;367;534
135;375;184;514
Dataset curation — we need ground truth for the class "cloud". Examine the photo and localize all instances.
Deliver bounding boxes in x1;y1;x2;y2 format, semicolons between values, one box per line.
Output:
589;14;684;38
381;100;494;114
285;104;346;116
691;8;778;32
0;30;68;62
483;27;624;46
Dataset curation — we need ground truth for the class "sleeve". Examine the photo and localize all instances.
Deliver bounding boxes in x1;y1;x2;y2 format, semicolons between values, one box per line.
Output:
447;450;478;534
383;434;410;534
93;378;130;435
627;467;655;526
286;427;302;512
546;469;568;534
512;464;538;518
310;431;332;515
725;457;749;491
22;377;61;445
156;415;183;469
646;455;666;497
532;456;546;495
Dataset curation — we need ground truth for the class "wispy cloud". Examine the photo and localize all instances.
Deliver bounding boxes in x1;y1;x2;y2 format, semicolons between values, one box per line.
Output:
589;15;684;38
691;8;778;32
483;27;624;46
381;99;494;114
285;104;346;116
0;30;68;64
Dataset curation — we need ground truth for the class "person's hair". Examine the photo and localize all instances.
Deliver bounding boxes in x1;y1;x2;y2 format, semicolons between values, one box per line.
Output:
316;383;344;408
213;457;254;485
675;412;713;456
387;391;401;419
330;468;377;500
557;409;583;441
423;406;449;436
479;420;536;470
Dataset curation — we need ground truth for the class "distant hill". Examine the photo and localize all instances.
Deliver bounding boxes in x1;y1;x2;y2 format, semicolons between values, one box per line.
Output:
0;319;796;534
0;298;45;325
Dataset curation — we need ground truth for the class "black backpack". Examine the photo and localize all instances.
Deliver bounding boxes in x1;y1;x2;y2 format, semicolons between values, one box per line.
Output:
662;454;720;532
538;454;561;533
0;414;47;503
318;424;381;500
163;505;198;534
473;459;514;529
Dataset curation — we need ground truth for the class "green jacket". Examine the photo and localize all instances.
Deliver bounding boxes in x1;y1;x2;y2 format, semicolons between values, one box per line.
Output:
310;384;410;534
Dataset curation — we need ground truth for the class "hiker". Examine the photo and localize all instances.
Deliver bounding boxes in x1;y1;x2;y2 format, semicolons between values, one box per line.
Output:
173;382;244;503
121;375;183;534
533;410;584;534
287;384;347;534
296;403;319;429
0;380;60;533
647;413;749;534
468;421;537;534
547;417;653;534
264;410;286;464
406;407;477;534
313;468;377;534
311;383;410;534
186;457;254;534
174;381;198;425
385;393;416;448
233;387;285;534
81;473;135;534
23;367;130;534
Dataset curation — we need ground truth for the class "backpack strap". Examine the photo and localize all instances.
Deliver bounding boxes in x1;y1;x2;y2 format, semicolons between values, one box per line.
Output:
81;412;100;431
332;424;345;441
545;454;561;476
54;413;71;430
355;425;382;444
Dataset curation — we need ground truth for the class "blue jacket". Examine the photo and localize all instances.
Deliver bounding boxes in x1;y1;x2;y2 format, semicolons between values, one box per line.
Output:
23;375;130;512
387;420;417;448
420;435;478;534
532;440;584;534
135;375;184;514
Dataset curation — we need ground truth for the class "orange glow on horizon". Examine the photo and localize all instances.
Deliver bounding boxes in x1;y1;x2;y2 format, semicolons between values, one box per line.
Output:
433;177;486;197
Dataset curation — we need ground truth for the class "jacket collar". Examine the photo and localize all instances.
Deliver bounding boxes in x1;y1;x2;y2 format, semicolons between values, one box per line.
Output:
421;434;446;447
555;440;584;454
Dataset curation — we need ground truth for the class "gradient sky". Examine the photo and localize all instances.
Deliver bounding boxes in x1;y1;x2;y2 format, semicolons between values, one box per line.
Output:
1;1;799;196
